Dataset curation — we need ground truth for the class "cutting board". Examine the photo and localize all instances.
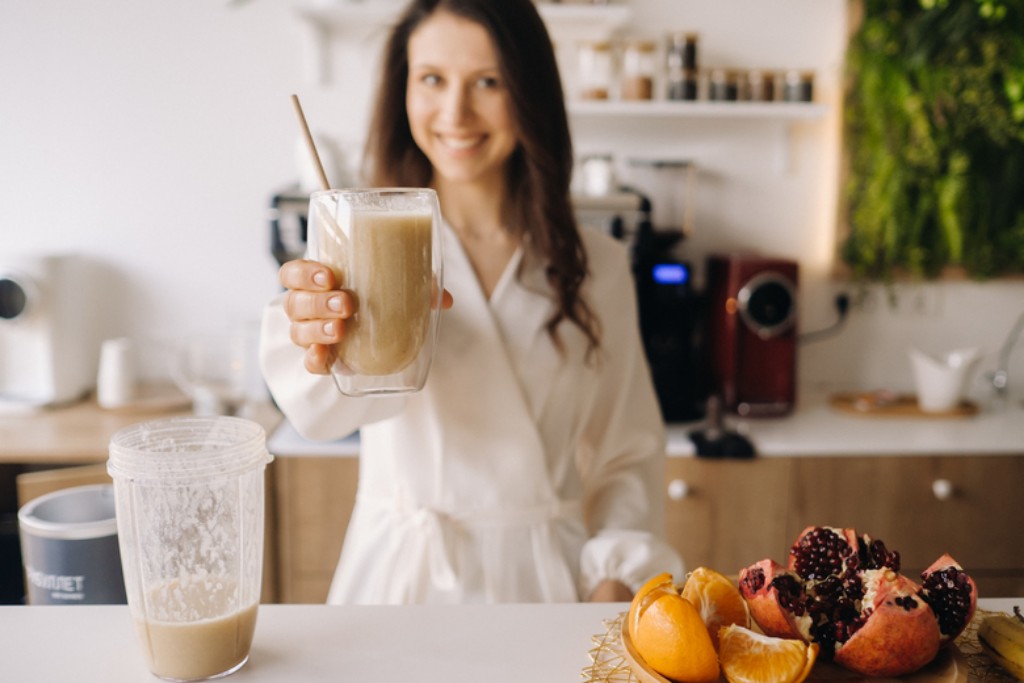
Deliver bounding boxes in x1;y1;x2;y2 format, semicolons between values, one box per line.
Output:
829;392;979;419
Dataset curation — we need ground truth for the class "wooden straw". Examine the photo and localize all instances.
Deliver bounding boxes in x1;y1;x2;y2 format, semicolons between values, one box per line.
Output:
290;94;331;191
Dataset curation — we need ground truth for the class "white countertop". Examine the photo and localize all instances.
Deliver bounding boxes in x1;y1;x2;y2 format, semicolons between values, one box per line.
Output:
667;390;1024;457
267;391;1024;458
1;599;1018;682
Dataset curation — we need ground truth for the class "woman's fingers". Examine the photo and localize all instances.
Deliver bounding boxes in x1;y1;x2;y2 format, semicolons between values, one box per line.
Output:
285;289;353;322
430;280;455;311
289;318;344;348
303;343;335;375
279;259;335;291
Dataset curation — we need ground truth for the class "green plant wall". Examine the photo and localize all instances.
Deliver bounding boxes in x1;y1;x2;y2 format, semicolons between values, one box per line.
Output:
842;0;1024;280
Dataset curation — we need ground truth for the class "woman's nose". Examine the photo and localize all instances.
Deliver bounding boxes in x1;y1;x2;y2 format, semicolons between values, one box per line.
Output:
439;85;470;124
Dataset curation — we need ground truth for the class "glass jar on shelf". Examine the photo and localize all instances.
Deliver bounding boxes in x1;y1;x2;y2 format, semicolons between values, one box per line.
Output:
577;40;614;100
665;31;698;101
620;39;656;101
743;70;777;102
782;70;814;102
709;68;739;101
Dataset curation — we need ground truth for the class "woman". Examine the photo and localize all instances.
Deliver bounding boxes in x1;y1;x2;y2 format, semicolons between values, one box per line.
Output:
260;0;682;604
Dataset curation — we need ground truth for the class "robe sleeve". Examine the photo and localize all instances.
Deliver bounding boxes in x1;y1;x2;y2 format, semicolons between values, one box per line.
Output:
258;292;404;442
575;236;685;599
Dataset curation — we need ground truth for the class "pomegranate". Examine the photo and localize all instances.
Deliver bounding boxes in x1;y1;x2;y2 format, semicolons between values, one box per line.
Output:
738;526;977;677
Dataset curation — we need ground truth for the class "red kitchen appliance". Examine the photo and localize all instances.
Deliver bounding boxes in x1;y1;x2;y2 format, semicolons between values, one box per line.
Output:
706;252;798;417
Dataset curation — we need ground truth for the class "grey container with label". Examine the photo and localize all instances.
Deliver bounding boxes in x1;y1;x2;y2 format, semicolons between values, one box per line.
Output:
17;484;126;604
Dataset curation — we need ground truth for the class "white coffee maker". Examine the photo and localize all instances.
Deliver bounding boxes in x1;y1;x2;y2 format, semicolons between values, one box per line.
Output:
0;253;98;410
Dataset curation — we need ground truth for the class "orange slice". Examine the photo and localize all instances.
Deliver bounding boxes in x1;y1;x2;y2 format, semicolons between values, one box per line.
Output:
680;566;751;650
718;624;819;683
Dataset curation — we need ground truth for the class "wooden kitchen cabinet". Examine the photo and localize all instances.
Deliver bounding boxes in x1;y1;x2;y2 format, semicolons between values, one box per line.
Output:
269;453;1024;602
664;454;1024;597
268;457;358;604
788;455;1024;597
663;457;792;575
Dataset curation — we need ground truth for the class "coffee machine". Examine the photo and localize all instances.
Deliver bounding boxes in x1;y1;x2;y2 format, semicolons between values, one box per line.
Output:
706;252;799;417
631;216;707;422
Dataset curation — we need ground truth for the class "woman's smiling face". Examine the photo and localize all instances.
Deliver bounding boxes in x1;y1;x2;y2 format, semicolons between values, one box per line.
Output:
405;10;518;189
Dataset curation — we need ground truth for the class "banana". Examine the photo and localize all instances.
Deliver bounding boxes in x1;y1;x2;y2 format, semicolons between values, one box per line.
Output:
978;609;1024;681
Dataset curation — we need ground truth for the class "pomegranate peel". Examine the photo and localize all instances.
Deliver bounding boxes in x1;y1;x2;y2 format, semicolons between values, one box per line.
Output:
738;559;802;640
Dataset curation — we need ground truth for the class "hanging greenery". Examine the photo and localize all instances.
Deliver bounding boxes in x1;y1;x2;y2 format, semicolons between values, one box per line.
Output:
842;0;1024;281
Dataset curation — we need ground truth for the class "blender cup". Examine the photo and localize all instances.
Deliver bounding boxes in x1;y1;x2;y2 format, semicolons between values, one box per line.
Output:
108;416;272;681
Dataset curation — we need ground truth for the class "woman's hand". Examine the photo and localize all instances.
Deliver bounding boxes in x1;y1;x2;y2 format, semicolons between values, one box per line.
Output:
587;579;633;603
279;259;353;375
278;259;454;376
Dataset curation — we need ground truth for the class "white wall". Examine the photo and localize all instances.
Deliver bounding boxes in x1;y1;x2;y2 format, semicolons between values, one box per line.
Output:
2;0;1022;403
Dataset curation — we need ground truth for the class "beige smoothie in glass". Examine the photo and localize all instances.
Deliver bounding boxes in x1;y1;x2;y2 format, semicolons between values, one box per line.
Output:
317;209;433;376
133;578;257;681
308;187;443;397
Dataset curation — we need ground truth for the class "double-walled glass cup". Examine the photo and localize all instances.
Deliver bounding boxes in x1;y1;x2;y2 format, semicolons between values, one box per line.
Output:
307;188;444;396
108;416;271;681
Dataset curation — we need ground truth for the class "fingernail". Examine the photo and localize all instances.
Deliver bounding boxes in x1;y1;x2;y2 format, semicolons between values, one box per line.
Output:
323;321;336;336
313;271;329;287
327;295;343;312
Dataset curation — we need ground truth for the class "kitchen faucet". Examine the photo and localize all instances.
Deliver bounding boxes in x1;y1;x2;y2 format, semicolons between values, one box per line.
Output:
990;310;1024;401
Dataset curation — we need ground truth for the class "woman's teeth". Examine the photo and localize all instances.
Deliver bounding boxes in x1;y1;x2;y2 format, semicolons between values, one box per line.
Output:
441;135;483;150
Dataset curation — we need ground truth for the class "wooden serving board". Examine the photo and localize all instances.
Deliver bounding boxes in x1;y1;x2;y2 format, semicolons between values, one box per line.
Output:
829;392;979;419
617;617;968;683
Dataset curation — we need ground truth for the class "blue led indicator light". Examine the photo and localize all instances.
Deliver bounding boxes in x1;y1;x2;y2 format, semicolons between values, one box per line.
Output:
652;263;688;285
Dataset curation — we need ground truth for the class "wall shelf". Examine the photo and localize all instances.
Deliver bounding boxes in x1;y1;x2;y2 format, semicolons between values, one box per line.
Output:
293;2;402;33
536;3;632;44
293;1;633;84
568;100;828;121
566;100;831;174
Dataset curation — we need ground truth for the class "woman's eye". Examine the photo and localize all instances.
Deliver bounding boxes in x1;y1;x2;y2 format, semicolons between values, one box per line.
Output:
421;74;441;87
475;76;499;89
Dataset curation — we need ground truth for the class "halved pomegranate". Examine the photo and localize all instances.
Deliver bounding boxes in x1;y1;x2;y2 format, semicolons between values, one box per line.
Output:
738;526;978;677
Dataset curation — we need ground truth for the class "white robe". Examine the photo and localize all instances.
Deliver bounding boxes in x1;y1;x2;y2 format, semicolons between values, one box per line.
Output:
259;223;683;604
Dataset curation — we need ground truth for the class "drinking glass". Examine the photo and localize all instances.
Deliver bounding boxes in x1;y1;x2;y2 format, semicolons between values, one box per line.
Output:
306;188;444;396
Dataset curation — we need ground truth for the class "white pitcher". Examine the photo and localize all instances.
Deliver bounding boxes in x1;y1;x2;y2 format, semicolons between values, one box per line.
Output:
908;347;981;412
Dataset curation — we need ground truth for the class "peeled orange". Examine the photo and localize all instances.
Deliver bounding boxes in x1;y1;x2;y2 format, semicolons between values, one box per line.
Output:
680;566;751;650
628;573;720;683
627;572;676;639
718;624;819;683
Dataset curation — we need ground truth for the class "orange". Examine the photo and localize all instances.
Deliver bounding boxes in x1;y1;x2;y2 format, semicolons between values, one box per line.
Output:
631;575;720;683
627;572;676;639
680;566;751;650
718;624;819;683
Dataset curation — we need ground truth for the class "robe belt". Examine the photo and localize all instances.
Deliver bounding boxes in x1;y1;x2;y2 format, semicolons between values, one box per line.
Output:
358;493;583;594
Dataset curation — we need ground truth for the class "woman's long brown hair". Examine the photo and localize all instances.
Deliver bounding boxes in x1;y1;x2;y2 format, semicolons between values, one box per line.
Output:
363;0;601;358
